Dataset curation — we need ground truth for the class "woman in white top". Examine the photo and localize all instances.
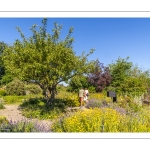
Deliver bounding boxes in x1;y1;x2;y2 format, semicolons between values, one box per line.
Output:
84;88;89;103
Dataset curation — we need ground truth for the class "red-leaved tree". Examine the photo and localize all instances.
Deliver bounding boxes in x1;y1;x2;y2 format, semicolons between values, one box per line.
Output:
88;59;112;92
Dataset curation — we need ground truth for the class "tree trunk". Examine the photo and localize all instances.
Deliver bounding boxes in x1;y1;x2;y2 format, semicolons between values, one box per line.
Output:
38;83;57;106
43;89;50;104
38;83;50;104
48;86;57;105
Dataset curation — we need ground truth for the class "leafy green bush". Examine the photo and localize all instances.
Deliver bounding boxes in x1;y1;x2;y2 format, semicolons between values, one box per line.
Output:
0;74;13;85
68;75;90;93
57;84;67;92
6;79;26;96
25;84;42;95
55;91;80;107
0;90;7;96
88;86;96;93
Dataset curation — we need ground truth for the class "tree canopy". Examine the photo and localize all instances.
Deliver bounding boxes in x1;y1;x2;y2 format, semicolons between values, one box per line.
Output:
109;57;132;91
0;41;7;80
88;59;112;92
108;57;149;95
2;18;95;105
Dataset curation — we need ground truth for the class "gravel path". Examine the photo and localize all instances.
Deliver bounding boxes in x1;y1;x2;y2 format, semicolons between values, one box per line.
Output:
0;105;53;132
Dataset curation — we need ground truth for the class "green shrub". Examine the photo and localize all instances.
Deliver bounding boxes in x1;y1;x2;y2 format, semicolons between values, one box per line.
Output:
0;90;7;96
25;84;42;95
0;75;13;85
6;79;26;96
88;86;96;93
57;84;67;92
56;91;80;107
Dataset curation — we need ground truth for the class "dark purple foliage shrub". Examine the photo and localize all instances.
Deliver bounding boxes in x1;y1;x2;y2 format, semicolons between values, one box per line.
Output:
88;60;112;92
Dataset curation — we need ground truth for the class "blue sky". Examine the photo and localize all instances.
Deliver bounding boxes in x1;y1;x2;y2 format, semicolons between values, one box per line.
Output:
1;18;150;70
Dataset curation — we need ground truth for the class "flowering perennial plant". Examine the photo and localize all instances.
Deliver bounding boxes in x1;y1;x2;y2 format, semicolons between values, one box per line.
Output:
52;107;150;132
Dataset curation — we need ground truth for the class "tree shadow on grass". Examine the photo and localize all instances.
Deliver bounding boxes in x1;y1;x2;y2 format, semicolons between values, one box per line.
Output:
19;98;68;120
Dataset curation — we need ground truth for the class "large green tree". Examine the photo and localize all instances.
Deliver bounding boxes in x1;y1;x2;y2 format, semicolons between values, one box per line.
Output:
109;57;132;92
0;41;7;80
2;18;95;105
109;57;150;95
124;64;150;94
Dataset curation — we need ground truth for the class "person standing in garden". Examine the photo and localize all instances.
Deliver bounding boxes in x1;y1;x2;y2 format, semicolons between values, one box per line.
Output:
84;88;89;104
79;88;85;107
84;88;89;100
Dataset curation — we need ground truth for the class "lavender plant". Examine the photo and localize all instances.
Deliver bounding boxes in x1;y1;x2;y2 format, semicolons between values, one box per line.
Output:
0;119;51;132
